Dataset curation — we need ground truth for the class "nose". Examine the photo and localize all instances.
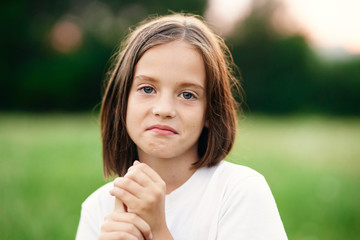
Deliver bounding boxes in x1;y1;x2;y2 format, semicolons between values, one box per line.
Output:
152;94;176;119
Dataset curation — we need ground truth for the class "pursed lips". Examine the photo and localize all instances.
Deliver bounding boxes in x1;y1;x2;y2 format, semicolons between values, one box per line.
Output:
146;124;178;135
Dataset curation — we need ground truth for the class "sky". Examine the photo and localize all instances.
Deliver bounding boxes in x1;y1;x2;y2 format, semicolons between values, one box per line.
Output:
206;0;360;54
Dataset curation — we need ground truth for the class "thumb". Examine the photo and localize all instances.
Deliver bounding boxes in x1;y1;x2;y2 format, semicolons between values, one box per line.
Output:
114;197;126;212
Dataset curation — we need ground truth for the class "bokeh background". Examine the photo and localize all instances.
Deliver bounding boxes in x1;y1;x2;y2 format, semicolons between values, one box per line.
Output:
1;0;359;239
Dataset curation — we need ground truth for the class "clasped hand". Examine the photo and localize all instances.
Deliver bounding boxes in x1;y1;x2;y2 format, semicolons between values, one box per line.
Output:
99;161;167;240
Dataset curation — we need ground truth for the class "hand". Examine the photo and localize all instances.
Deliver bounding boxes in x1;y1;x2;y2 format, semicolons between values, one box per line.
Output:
99;191;152;240
110;161;169;237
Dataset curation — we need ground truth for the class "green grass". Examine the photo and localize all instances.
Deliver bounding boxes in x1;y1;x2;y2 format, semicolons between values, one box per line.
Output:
0;113;359;239
229;115;360;239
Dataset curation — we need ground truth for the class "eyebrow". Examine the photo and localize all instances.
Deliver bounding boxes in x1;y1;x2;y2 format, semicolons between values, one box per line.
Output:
134;75;158;83
134;75;205;91
178;82;205;92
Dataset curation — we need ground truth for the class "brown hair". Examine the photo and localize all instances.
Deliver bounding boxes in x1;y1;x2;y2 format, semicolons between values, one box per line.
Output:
100;13;242;178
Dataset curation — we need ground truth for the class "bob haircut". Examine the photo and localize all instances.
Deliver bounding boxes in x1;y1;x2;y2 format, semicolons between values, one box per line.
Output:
100;13;242;178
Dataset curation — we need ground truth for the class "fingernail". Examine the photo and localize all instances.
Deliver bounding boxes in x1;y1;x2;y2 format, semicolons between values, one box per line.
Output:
149;233;153;240
134;160;140;165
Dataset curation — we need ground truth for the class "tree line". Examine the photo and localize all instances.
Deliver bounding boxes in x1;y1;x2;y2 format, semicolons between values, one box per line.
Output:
1;0;359;115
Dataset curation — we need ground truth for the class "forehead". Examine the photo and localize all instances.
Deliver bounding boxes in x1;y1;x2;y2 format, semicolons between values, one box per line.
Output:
134;41;206;87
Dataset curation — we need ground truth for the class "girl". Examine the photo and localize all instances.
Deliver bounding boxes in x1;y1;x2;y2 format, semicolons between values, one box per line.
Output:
76;13;287;240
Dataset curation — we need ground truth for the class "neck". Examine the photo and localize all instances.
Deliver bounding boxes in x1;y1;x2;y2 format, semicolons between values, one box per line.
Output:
137;150;198;194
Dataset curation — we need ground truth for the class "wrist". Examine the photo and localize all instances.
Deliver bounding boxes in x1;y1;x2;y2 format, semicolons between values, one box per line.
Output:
152;224;173;240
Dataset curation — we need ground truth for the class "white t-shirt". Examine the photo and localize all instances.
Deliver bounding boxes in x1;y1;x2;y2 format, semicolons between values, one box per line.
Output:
76;161;287;239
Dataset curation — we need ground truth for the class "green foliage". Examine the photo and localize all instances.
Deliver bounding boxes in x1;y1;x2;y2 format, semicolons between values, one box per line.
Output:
227;0;360;115
0;0;207;111
1;0;359;115
313;60;360;115
0;114;359;239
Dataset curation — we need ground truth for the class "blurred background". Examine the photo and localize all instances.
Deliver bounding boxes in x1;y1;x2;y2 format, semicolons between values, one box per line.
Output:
0;0;359;239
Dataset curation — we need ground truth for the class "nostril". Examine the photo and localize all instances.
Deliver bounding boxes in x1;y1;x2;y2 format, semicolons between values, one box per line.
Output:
152;106;176;118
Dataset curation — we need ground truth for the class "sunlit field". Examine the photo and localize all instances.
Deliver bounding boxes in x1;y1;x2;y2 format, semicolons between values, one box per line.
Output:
0;113;359;239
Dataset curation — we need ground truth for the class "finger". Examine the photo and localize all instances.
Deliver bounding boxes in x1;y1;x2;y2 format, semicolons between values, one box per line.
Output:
99;231;140;240
114;197;126;213
124;168;153;188
101;221;144;240
107;212;153;240
125;164;166;200
113;181;126;212
131;215;152;240
129;162;164;184
114;177;143;199
110;186;138;208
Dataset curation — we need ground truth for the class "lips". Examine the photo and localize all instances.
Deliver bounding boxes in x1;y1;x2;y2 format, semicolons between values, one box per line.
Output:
147;124;178;135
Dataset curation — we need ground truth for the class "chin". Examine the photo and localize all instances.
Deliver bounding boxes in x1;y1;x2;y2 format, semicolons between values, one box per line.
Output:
146;149;176;159
138;144;179;159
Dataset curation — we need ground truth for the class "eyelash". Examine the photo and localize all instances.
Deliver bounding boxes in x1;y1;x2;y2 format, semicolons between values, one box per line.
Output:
180;92;196;100
139;86;155;94
138;86;197;100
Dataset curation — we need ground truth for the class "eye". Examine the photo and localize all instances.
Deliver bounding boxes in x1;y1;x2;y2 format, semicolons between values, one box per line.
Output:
180;92;195;100
140;86;154;94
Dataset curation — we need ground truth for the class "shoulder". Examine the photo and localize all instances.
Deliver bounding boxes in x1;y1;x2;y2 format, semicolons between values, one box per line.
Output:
214;160;265;183
213;161;288;239
200;160;271;206
213;161;273;204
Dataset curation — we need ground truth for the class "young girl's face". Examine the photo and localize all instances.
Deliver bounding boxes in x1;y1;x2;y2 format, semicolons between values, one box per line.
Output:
126;40;207;162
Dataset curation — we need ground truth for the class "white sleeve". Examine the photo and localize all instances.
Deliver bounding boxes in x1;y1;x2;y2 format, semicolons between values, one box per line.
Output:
75;182;114;240
217;175;288;239
75;204;100;240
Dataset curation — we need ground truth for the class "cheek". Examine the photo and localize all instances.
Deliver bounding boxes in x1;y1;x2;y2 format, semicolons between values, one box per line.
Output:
189;112;206;132
126;96;139;121
125;102;138;136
